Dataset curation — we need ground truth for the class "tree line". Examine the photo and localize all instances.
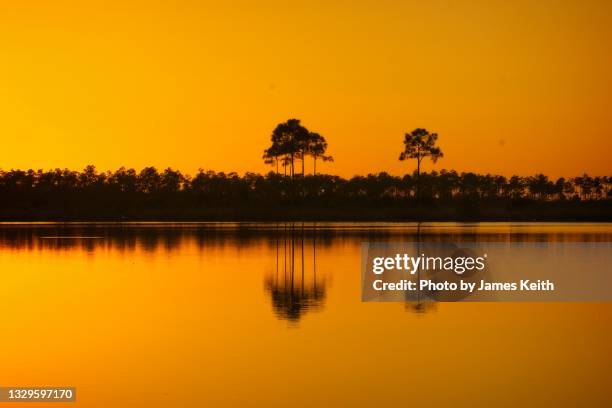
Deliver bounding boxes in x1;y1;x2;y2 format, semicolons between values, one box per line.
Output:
0;165;609;203
0;118;609;219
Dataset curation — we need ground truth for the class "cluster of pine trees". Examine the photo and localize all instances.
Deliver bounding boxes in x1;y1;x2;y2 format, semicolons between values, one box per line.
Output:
262;119;332;176
0;120;609;219
0;165;609;203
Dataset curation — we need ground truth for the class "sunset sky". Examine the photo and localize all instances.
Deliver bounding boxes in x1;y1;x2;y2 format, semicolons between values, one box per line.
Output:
0;0;610;178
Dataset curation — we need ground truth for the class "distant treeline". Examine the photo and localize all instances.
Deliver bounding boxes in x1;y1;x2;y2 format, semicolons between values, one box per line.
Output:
0;166;610;220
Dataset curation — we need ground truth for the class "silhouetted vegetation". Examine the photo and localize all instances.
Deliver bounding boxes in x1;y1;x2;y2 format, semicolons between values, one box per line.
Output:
263;118;332;177
399;128;443;199
1;120;609;220
0;165;610;220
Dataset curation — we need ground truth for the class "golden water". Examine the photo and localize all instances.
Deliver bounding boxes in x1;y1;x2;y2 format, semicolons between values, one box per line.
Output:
0;223;610;407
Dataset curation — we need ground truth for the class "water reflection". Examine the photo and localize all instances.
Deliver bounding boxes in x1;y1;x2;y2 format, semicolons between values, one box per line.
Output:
264;223;327;323
0;222;609;253
405;301;437;314
0;223;610;407
1;222;610;322
401;223;463;312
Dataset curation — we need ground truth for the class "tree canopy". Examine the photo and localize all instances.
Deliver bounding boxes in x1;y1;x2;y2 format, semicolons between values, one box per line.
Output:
399;128;443;175
263;119;332;177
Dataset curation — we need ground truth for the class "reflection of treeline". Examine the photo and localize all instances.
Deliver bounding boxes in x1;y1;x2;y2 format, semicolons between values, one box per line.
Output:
0;166;610;220
264;225;326;323
0;224;610;252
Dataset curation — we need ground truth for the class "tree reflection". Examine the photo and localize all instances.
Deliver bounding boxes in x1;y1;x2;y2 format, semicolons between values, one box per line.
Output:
403;222;436;313
264;223;327;323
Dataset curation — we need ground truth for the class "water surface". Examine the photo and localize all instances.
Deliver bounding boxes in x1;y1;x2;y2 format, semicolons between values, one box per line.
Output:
0;222;610;407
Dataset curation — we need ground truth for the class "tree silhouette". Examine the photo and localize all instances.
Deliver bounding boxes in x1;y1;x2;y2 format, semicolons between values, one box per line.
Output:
527;174;552;200
137;167;161;193
309;132;333;176
263;120;332;178
575;174;593;200
264;119;310;179
0;164;608;220
263;144;281;174
399;128;443;199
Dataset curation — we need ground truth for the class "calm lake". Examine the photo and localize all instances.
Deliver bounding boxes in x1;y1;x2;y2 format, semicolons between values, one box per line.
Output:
0;222;610;407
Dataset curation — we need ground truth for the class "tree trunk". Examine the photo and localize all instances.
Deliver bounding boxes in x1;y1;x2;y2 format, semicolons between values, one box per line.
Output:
314;156;317;176
301;155;305;198
416;157;421;200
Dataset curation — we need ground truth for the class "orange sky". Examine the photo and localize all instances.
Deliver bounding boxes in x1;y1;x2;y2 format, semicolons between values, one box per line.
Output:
0;0;610;178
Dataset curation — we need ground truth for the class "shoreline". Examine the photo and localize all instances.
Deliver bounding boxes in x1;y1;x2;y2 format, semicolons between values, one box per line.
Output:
1;199;610;222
